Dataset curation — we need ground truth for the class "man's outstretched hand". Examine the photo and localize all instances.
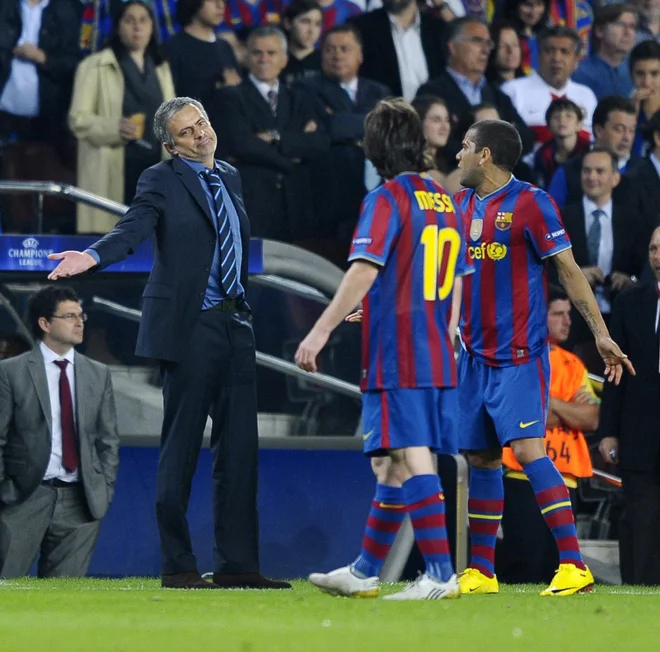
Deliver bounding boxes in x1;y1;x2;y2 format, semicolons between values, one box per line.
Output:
595;335;636;385
47;251;97;280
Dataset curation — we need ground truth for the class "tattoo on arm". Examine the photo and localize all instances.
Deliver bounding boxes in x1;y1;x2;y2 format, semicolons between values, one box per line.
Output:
572;298;601;334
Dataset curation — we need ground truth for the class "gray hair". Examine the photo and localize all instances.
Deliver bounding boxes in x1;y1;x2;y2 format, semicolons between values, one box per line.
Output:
247;25;288;53
153;97;209;146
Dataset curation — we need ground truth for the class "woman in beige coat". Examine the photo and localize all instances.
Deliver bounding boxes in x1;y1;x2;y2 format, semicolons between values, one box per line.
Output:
69;0;175;233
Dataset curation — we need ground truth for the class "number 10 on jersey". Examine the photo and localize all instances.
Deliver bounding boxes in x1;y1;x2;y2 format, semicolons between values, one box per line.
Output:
421;225;460;301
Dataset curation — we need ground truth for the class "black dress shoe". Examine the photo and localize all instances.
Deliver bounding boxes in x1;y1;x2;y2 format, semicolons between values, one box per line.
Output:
161;571;221;589
212;572;292;589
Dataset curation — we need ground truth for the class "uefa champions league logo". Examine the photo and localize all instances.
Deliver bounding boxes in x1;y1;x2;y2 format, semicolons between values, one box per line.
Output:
7;237;54;268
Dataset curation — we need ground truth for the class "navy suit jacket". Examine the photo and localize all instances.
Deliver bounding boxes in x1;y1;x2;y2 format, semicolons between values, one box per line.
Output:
89;156;250;362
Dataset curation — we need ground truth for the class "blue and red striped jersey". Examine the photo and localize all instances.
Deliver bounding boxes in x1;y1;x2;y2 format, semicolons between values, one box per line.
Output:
224;0;283;32
321;0;362;33
455;176;571;368
348;173;473;391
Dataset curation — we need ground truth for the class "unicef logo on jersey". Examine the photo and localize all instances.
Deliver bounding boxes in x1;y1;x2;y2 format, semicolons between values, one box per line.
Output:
7;237;55;268
468;242;508;261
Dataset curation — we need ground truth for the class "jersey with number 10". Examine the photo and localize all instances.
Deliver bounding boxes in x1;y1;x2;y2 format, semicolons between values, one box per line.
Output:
454;177;571;368
348;173;472;391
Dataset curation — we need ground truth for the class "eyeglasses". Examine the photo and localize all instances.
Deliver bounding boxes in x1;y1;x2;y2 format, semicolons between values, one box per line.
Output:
461;36;495;50
51;313;88;323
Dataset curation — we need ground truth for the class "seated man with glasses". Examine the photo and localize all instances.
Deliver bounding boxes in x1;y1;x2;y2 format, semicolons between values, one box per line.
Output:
0;285;119;579
415;16;535;162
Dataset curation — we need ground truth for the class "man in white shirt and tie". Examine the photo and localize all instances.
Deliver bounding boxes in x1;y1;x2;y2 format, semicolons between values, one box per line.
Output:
0;285;119;578
557;147;646;368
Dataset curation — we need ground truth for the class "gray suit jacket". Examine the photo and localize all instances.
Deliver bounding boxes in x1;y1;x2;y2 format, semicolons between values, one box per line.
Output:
0;347;119;520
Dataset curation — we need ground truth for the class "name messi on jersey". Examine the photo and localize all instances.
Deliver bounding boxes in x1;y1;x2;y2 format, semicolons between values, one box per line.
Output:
414;191;455;213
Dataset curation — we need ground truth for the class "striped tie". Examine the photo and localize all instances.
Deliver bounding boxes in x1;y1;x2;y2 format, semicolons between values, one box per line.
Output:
206;169;239;298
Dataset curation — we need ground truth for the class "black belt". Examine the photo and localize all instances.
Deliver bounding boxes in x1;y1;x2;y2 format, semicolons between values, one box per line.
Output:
210;298;242;312
42;479;81;488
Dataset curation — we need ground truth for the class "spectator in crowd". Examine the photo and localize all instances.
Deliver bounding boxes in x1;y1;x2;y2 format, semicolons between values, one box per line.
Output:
223;0;283;43
350;0;447;100
485;20;526;88
210;26;329;242
0;333;31;360
501;26;597;146
572;4;637;101
635;108;660;224
0;285;119;579
411;95;462;194
164;0;240;103
559;148;645;362
69;0;175;234
416;17;535;159
549;0;593;56
633;0;660;45
629;39;660;155
533;97;589;188
424;0;466;22
498;284;598;584
317;0;361;35
598;225;660;585
0;0;81;146
496;0;549;73
548;96;650;215
281;0;323;87
301;24;388;254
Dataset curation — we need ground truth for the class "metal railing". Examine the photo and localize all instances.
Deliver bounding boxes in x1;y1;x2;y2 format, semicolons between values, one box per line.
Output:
0;181;127;232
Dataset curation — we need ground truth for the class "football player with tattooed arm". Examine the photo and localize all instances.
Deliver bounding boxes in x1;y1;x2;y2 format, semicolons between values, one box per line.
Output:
451;119;634;598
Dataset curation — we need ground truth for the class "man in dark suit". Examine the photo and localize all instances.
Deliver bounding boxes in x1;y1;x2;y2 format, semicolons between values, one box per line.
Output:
300;23;390;258
558;148;645;365
209;25;329;243
635;109;660;229
415;17;534;159
0;285;119;578
47;96;291;590
350;0;446;100
598;226;660;585
0;0;81;143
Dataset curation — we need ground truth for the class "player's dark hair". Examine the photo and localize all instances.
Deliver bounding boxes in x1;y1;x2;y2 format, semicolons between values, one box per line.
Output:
592;95;636;128
364;98;430;179
469;119;522;172
28;285;81;340
320;22;362;48
538;25;582;55
545;97;583;125
629;39;660;74
582;146;619;172
547;283;569;305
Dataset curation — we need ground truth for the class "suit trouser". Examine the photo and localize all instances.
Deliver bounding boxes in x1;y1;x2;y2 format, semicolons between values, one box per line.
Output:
0;484;100;578
619;470;660;585
157;307;259;575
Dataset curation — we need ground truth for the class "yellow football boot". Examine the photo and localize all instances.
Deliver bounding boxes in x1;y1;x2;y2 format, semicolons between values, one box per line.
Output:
540;563;595;596
458;568;500;595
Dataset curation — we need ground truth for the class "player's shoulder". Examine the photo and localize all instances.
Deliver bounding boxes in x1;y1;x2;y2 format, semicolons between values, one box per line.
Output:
453;187;473;206
510;179;558;209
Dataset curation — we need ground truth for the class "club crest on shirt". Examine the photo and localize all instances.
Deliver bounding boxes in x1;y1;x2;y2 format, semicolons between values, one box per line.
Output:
495;211;513;231
470;219;483;241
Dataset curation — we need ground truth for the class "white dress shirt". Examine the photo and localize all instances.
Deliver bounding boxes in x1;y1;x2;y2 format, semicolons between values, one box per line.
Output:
248;74;279;104
339;77;359;103
389;10;429;101
583;196;614;314
40;341;79;482
0;0;50;117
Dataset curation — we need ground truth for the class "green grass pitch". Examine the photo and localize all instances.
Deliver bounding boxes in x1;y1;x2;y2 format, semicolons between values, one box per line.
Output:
1;579;659;651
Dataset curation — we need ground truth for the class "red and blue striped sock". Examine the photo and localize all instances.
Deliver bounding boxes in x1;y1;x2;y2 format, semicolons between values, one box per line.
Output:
352;484;406;578
523;457;585;569
467;466;504;578
403;474;454;582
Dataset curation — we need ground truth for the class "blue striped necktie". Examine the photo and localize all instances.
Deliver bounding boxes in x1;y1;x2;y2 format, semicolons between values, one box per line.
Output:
206;169;239;298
